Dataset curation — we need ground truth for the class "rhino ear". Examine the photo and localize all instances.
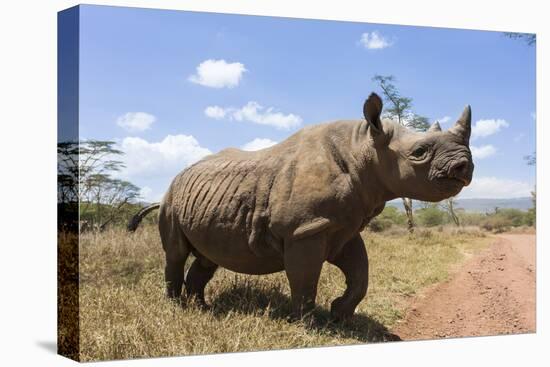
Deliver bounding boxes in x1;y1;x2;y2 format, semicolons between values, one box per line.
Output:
363;93;383;132
427;121;442;133
449;105;472;144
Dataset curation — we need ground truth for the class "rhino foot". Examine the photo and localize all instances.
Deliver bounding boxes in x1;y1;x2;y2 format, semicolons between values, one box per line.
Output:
330;296;356;321
184;257;218;310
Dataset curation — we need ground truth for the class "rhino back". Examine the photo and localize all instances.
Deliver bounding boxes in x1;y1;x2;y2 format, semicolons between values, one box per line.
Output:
166;119;367;258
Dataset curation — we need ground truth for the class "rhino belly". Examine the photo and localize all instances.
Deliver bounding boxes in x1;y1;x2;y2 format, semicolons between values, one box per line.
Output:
174;159;284;274
186;228;285;275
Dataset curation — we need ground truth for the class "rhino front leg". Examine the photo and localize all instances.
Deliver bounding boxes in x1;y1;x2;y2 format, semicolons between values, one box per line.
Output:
284;234;327;319
185;256;218;308
328;234;369;320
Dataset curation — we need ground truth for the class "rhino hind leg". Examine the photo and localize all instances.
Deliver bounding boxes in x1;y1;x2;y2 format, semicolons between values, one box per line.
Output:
327;235;369;320
165;257;188;300
184;256;218;309
284;234;327;319
159;208;191;302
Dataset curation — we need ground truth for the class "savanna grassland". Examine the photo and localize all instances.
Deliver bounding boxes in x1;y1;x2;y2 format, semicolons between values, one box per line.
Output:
78;224;491;361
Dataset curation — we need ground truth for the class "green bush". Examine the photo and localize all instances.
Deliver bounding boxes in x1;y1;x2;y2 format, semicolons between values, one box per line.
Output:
368;217;392;232
525;208;536;227
478;208;534;232
378;206;407;226
80;202;158;231
368;206;408;232
415;207;445;227
457;211;486;226
497;208;528;226
480;216;513;233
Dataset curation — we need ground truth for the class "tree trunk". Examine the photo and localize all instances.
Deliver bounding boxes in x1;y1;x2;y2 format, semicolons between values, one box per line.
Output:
402;197;414;233
448;199;460;226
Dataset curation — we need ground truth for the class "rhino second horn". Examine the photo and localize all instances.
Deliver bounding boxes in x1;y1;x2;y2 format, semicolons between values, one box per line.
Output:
427;121;442;133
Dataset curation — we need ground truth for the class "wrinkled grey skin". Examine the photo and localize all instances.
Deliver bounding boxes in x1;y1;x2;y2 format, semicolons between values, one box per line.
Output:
131;93;474;320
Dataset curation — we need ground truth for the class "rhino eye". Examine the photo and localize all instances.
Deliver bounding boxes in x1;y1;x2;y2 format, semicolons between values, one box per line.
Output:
411;146;427;158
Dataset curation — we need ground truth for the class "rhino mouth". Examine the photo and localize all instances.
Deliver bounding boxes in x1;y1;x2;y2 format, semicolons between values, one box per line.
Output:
435;176;468;190
434;173;470;187
447;176;470;186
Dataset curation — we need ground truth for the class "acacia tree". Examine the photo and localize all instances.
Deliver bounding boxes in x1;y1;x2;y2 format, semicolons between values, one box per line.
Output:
372;75;431;232
58;141;79;205
440;196;460;226
80;140;140;231
59;140;141;231
524;153;536;227
503;32;536;46
506;32;536;226
524;153;536;166
58;141;80;231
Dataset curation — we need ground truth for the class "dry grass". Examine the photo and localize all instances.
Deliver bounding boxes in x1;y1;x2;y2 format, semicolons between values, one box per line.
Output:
58;231;80;360
78;225;491;361
505;225;536;235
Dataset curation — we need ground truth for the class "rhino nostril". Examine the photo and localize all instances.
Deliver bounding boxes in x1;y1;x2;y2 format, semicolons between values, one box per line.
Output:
450;162;468;177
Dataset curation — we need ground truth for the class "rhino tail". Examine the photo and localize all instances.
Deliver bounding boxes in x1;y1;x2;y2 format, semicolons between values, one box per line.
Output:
127;202;161;232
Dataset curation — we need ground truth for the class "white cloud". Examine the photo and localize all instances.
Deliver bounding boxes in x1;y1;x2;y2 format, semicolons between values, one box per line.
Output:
117;135;212;178
139;186;152;200
470;144;497;159
204;106;227;119
116;112;156;132
138;186;165;202
358;31;393;49
188;59;246;88
204;101;302;130
241;138;278;151
471;119;509;140
438;116;451;125
459;177;532;199
233;102;302;129
514;133;525;142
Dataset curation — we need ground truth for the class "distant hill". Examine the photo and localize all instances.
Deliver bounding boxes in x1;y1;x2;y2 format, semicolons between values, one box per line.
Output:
387;197;534;213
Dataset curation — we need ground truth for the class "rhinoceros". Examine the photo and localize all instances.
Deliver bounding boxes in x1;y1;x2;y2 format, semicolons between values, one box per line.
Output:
128;93;474;320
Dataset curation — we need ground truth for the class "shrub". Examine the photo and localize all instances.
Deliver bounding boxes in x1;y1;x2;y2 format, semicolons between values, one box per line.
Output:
457;211;486;226
379;206;407;225
480;216;513;233
525;208;536;227
367;218;392;232
479;208;533;232
368;206;407;232
497;208;528;227
416;228;434;239
415;207;445;227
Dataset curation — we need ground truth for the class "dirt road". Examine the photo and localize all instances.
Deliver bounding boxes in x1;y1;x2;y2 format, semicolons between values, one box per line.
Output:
392;234;536;340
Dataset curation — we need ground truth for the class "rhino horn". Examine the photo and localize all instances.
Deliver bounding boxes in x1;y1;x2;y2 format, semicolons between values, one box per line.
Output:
449;105;471;143
427;121;442;133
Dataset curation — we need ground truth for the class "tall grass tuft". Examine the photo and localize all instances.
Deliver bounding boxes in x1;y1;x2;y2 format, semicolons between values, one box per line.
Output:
78;225;490;361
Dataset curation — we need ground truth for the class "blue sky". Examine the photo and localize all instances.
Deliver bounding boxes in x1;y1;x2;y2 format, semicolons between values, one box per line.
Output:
77;5;536;202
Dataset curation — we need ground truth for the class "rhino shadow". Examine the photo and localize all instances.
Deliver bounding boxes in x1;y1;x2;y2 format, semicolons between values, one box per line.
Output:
209;283;401;344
